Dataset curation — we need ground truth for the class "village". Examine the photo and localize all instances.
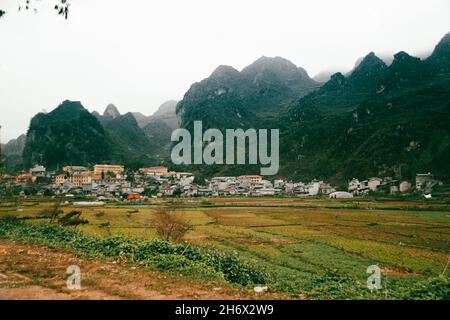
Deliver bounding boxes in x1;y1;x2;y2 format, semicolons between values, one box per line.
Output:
0;164;443;200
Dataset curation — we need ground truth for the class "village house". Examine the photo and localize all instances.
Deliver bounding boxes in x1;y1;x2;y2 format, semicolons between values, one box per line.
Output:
15;172;34;183
55;171;92;187
93;164;124;180
415;173;434;190
159;181;174;196
320;182;336;195
368;177;382;191
238;175;263;184
30;165;46;176
348;178;361;193
376;178;400;194
274;179;285;189
173;172;194;180
70;172;93;187
254;188;276;196
307;180;321;196
400;181;412;193
62;166;88;174
55;174;66;185
139;167;169;176
292;182;308;196
284;182;294;194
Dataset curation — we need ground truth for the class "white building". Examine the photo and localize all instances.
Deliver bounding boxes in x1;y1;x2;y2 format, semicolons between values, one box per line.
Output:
308;181;321;196
30;165;46;175
368;178;382;191
329;191;354;199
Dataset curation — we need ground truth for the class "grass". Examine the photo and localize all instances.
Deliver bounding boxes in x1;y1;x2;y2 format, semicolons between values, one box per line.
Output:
0;196;449;299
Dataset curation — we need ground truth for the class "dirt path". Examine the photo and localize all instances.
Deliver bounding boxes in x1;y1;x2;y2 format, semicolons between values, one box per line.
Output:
0;240;281;300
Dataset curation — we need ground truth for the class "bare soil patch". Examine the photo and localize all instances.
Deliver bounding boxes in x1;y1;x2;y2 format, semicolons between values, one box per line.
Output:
0;240;286;300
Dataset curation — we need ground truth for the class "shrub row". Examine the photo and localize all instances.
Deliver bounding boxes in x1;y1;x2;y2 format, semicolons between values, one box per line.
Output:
0;216;269;286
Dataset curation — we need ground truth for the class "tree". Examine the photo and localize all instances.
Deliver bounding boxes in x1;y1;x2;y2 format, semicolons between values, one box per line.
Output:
41;201;64;223
41;202;88;226
153;207;190;242
57;210;88;227
0;0;70;20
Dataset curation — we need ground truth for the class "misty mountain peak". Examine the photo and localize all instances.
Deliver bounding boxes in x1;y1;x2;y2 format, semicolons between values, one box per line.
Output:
152;100;178;117
354;52;387;72
393;51;417;61
429;31;450;61
210;65;239;80
391;51;421;67
322;72;348;90
348;52;388;87
103;104;120;119
242;56;309;80
48;100;88;120
132;100;179;129
56;100;84;112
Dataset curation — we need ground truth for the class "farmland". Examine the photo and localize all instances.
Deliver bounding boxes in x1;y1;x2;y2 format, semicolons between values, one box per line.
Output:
0;196;449;299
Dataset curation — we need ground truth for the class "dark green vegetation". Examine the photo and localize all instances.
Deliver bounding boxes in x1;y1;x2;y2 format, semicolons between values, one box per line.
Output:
0;134;25;173
1;197;449;299
177;56;319;131
22;101;110;169
3;33;450;183
97;110;156;165
177;33;450;182
9;100;179;172
280;34;450;182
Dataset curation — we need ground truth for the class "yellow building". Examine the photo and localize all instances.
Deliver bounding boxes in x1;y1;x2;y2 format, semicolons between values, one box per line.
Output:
70;172;92;187
238;175;262;184
93;164;124;179
55;174;66;185
140;167;169;176
55;172;92;187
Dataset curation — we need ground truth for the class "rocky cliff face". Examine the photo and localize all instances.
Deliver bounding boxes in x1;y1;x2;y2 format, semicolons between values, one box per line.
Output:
22;100;110;169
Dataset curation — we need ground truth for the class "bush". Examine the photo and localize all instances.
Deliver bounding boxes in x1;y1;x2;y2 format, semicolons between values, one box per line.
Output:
402;276;450;299
0;217;268;286
154;207;190;242
153;254;223;280
58;210;89;226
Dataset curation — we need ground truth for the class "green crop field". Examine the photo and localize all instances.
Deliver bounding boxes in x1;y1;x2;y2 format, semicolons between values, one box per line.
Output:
0;197;449;299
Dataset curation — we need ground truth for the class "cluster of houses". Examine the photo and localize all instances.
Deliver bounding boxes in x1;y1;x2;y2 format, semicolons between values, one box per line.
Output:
1;163;442;199
203;176;336;197
3;164;339;199
348;173;442;196
204;175;335;196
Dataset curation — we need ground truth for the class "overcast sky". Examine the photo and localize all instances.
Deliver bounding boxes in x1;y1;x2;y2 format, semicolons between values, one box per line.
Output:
1;0;449;142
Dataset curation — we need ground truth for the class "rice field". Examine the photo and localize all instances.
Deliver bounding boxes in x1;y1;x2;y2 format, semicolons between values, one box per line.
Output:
1;196;449;299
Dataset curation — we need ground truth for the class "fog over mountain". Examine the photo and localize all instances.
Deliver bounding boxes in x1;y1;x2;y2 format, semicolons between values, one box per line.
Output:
0;0;449;142
1;30;449;183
